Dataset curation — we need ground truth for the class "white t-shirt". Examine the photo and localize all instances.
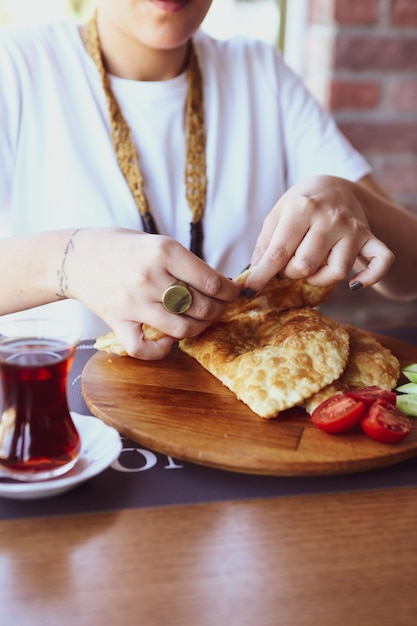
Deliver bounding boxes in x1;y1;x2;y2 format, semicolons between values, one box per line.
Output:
0;22;371;338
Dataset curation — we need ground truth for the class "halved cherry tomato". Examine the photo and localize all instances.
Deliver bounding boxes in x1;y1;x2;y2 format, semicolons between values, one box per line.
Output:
311;394;366;433
360;399;412;444
346;386;396;407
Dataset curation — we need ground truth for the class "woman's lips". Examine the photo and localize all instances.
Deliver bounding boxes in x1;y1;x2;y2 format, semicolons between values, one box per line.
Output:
150;0;192;14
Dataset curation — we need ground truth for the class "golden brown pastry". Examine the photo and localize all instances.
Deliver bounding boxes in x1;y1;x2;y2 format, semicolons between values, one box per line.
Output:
94;274;399;421
94;323;164;355
304;324;400;414
180;307;349;418
220;270;336;323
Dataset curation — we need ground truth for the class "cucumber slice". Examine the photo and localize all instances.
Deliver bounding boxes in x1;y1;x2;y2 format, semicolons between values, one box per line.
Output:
396;382;417;394
402;372;417;383
396;394;417;417
402;364;417;383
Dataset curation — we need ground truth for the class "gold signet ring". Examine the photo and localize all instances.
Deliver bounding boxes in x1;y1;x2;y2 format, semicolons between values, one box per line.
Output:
162;281;193;315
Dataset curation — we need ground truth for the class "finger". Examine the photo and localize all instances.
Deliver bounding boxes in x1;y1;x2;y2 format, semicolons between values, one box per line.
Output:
277;224;342;281
307;237;394;288
294;234;360;286
141;306;213;340
134;239;241;307
180;286;230;322
246;220;311;293
349;238;395;288
154;277;233;325
164;249;241;303
134;336;177;361
112;322;177;361
253;209;310;266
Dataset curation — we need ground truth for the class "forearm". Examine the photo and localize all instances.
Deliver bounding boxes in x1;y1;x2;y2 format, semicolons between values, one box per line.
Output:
356;175;417;301
0;229;80;315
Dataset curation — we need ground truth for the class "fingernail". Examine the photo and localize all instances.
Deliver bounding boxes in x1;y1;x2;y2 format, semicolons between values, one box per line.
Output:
242;287;257;299
349;281;363;291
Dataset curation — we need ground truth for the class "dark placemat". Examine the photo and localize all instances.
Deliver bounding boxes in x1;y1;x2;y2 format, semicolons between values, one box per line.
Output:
1;328;417;521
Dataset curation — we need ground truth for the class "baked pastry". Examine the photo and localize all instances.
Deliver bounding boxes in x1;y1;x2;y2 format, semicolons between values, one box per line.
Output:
304;324;400;414
95;323;164;355
220;270;336;322
94;274;399;420
95;273;336;356
180;306;349;418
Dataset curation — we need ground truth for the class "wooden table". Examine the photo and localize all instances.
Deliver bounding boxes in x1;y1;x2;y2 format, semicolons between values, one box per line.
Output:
1;488;417;626
1;327;417;626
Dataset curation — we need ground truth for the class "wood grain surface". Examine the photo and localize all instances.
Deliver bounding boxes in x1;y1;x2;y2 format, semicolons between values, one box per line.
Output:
2;487;417;626
81;333;417;476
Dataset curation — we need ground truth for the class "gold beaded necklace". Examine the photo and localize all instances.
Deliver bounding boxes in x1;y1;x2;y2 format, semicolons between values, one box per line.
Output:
84;11;207;259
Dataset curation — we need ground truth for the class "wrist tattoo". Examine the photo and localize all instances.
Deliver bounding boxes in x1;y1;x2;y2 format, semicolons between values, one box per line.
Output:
56;228;82;299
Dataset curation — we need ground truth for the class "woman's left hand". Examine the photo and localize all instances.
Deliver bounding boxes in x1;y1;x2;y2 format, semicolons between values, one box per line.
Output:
244;175;394;294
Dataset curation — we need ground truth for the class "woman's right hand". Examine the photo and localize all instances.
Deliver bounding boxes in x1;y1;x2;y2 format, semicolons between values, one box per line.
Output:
65;228;242;360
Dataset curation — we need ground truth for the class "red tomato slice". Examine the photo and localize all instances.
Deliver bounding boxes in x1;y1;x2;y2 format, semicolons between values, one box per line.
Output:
311;394;366;434
346;386;396;406
360;399;412;444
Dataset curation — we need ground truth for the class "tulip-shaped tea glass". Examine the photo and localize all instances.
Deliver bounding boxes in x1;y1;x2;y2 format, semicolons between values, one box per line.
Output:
0;318;81;481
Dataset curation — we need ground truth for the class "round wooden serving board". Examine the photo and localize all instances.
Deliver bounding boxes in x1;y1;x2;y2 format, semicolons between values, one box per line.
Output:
81;333;417;476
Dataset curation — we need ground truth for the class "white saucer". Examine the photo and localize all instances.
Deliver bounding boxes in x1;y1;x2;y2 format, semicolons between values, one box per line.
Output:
0;413;122;500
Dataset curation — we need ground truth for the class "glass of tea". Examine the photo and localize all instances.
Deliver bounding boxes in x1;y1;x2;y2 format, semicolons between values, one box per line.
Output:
0;318;81;481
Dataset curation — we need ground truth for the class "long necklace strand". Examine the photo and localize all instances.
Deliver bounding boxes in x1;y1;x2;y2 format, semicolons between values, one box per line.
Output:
84;12;207;259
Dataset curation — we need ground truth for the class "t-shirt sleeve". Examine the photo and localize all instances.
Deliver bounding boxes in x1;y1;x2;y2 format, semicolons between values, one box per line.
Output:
0;31;22;215
274;51;371;186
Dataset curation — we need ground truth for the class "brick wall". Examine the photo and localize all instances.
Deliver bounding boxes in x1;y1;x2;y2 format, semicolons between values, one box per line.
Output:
302;0;417;327
304;0;417;214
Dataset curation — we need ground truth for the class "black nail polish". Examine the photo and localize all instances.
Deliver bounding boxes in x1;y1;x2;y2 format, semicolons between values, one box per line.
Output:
242;287;257;299
349;281;363;291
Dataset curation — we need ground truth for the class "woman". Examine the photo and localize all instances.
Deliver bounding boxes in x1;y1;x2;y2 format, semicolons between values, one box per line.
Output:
0;0;416;359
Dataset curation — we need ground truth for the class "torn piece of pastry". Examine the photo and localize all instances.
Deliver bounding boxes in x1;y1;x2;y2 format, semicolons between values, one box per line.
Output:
179;307;349;418
94;331;126;356
94;323;163;356
94;274;336;357
304;325;400;414
221;270;336;323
